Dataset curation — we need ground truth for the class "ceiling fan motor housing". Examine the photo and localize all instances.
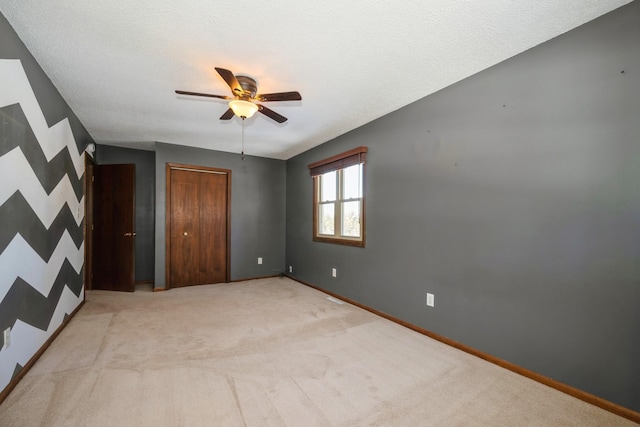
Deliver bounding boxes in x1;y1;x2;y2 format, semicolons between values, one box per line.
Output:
235;75;258;98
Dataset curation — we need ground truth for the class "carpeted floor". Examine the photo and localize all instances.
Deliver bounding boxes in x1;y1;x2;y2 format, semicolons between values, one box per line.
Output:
0;277;634;426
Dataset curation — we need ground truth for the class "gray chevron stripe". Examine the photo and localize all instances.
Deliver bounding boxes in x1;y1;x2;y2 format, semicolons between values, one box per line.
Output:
0;191;83;258
12;365;22;380
0;261;83;348
0;104;84;201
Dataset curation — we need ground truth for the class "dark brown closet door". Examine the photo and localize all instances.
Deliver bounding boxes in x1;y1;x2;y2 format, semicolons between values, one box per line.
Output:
167;164;230;288
198;172;228;284
169;169;200;287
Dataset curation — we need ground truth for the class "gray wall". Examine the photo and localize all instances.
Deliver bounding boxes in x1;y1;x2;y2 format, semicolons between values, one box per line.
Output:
155;142;286;287
96;145;155;282
1;12;92;392
285;2;640;412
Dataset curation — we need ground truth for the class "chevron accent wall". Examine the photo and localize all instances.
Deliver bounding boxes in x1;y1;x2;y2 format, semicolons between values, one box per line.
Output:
0;59;86;393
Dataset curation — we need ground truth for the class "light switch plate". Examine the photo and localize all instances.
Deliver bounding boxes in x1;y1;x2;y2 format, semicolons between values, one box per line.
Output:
3;328;10;349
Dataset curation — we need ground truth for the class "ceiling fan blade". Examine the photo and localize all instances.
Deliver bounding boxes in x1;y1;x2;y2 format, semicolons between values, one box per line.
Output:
215;67;244;96
175;90;230;100
258;104;287;123
256;91;302;102
220;108;235;120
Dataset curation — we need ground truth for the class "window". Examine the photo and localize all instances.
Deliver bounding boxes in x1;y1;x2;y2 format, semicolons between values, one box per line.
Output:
309;147;367;247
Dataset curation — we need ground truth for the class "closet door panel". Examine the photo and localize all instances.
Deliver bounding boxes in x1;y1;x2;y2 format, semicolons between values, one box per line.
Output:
170;169;200;287
198;172;228;284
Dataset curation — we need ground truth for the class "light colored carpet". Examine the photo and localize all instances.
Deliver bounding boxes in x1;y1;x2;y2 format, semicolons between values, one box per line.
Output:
0;277;634;426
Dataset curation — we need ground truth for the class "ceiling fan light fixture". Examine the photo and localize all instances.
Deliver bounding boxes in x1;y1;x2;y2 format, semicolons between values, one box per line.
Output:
177;67;300;123
229;99;259;119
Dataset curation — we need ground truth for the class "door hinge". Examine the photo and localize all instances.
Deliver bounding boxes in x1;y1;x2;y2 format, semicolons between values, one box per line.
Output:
91;175;95;182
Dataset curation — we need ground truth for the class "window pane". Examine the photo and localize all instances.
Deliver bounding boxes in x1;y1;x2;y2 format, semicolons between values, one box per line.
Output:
342;164;362;199
320;171;336;202
319;203;335;235
341;201;360;237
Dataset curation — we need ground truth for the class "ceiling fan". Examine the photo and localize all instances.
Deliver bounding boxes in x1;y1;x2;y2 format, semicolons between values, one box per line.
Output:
175;67;301;123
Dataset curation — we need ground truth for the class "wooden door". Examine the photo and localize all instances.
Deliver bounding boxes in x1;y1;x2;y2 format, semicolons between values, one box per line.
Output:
84;154;95;290
198;171;229;284
92;164;136;292
167;164;230;288
169;169;200;286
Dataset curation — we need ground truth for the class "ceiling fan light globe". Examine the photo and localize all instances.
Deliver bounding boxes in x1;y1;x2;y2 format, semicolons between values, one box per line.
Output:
229;100;259;119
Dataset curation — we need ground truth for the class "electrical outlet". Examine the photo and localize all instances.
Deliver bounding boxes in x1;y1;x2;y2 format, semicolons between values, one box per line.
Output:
426;293;435;307
258;257;263;265
288;266;293;273
332;268;337;278
3;328;10;349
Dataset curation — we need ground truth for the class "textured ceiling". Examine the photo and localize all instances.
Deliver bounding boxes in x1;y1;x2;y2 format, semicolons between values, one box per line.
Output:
0;1;631;159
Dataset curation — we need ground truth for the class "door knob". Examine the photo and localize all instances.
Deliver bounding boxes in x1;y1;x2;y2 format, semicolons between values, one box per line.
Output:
183;232;188;236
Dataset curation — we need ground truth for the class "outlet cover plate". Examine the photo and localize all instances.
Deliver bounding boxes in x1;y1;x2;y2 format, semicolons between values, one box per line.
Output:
427;293;435;307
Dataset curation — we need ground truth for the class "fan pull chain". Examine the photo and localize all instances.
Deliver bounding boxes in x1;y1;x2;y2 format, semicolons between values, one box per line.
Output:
241;117;246;160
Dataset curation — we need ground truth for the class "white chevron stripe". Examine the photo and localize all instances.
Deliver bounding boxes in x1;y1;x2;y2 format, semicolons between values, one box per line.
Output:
0;231;84;304
0;147;84;228
0;59;84;179
0;285;83;390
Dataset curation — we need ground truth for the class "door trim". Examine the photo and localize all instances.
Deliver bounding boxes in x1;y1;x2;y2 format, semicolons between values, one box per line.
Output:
165;162;232;289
